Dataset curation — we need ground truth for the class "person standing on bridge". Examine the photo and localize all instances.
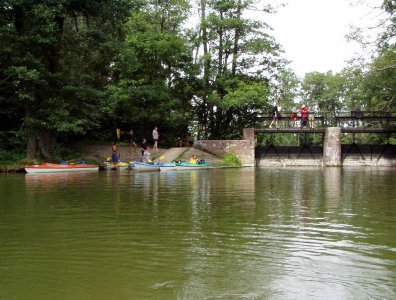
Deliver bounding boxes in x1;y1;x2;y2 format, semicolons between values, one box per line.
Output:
290;105;298;127
309;104;318;129
269;105;281;129
301;105;309;128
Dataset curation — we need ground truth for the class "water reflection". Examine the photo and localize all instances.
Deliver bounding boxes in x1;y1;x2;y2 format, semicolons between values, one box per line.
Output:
1;168;395;299
25;172;96;190
324;167;341;211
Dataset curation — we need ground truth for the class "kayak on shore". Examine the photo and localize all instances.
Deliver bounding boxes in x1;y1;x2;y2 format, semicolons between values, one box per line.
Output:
175;162;210;170
24;163;99;174
103;161;130;170
159;162;176;171
133;161;160;172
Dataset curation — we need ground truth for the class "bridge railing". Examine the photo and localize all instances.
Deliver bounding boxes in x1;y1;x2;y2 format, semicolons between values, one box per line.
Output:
254;111;396;128
335;111;396;128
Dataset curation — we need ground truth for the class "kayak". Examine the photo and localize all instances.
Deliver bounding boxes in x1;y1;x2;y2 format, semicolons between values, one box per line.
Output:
175;162;210;170
24;163;99;174
133;162;160;172
103;161;130;170
159;163;176;171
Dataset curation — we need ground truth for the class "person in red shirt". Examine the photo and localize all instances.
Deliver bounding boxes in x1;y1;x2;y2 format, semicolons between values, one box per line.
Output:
301;105;309;128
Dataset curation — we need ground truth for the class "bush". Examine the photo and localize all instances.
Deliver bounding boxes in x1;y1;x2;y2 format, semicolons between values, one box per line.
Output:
223;152;242;166
0;149;25;162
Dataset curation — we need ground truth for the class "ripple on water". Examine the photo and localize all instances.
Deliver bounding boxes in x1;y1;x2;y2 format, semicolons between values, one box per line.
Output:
1;168;396;299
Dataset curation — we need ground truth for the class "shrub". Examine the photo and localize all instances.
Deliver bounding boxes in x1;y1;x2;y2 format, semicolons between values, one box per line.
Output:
223;152;242;166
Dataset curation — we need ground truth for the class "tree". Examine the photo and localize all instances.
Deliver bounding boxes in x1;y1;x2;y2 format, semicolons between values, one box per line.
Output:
300;71;346;121
276;68;300;110
361;45;396;111
191;0;283;138
0;0;133;159
105;0;194;144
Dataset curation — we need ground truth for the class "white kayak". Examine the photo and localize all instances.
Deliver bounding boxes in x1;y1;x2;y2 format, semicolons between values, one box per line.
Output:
133;162;160;172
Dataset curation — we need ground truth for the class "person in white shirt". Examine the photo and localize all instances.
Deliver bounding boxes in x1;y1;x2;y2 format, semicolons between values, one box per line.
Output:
152;126;159;151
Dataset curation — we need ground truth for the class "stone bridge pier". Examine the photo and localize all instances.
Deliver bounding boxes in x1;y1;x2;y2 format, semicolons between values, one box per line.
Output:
323;127;342;166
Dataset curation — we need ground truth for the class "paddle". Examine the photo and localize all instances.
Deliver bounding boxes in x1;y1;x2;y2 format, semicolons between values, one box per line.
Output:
152;155;165;164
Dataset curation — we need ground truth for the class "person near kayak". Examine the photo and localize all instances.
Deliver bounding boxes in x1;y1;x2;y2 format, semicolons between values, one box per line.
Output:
190;154;198;164
142;146;151;163
141;138;148;157
127;129;138;153
111;142;120;163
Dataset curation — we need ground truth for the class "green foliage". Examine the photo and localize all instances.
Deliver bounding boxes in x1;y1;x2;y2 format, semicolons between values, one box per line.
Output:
223;152;242;167
0;148;27;169
276;68;300;110
0;0;134;158
361;46;396;111
0;148;25;163
191;0;282;138
220;81;269;109
300;71;345;112
103;1;194;143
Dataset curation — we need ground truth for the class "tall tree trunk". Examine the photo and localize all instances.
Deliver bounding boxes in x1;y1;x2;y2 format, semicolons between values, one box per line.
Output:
38;130;53;159
25;107;37;160
26;135;37;160
218;10;224;75
232;0;242;75
200;0;210;139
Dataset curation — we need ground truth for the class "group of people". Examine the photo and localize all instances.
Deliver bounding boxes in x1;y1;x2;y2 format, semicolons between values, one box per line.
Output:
269;104;317;129
176;134;194;147
112;126;160;163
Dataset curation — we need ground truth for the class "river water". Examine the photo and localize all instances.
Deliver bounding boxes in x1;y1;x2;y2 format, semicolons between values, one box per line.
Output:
0;168;395;299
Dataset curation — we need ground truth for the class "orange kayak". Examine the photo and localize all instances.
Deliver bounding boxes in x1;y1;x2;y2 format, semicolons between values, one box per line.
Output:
24;163;99;174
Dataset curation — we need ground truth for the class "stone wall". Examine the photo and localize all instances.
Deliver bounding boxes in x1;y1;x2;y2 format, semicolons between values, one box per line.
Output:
256;146;323;167
255;144;396;167
341;144;396;166
194;140;255;166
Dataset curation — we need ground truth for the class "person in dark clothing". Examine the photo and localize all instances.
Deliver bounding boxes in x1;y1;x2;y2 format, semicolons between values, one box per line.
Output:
269;105;281;128
127;129;138;153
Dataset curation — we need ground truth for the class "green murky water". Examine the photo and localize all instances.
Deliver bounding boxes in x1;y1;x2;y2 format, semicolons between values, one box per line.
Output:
1;168;395;299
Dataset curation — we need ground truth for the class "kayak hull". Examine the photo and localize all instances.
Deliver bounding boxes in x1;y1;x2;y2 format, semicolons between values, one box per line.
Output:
175;162;210;171
24;163;99;174
159;163;176;171
103;162;130;170
133;162;160;172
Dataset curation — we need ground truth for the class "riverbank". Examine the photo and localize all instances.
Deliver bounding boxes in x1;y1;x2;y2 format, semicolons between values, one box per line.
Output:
0;144;225;173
